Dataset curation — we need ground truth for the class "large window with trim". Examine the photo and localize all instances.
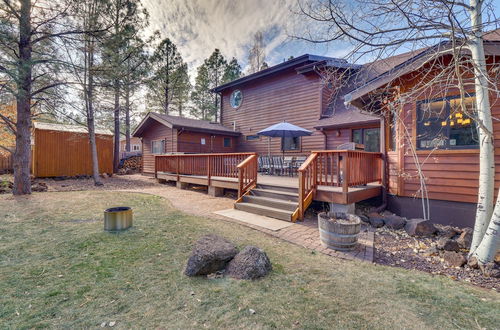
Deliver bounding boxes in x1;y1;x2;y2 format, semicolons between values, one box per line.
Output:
151;139;165;154
416;95;478;150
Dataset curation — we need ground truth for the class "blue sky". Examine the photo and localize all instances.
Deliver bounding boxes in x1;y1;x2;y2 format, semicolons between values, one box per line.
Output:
143;0;500;74
143;0;348;73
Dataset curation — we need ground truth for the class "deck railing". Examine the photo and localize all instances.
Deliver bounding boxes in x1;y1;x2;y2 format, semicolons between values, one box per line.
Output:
155;152;258;198
237;154;258;198
298;150;383;220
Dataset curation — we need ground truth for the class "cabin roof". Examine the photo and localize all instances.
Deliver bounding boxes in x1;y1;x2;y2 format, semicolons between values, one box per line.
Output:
346;31;500;107
133;112;240;137
315;48;426;129
33;122;113;136
212;54;357;93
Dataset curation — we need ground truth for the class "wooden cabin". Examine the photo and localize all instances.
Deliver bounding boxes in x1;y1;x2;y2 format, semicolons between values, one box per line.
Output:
345;31;500;227
32;122;113;177
141;34;500;226
132;113;240;175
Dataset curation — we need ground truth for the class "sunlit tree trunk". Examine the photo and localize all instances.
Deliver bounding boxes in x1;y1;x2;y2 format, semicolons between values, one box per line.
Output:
468;0;496;262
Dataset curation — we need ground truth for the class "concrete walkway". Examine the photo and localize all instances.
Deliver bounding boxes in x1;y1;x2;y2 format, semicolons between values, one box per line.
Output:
116;183;374;263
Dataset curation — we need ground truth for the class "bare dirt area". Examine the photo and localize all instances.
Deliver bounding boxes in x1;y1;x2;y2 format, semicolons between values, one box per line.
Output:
374;227;499;291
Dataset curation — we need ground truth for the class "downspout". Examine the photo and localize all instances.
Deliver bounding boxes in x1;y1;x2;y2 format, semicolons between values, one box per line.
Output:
374;115;388;213
319;128;327;149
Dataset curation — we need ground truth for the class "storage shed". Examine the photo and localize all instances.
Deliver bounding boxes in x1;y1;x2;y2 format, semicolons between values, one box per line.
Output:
32;122;113;177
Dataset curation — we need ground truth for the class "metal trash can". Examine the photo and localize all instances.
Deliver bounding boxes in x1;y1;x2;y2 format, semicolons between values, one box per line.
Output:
104;207;133;231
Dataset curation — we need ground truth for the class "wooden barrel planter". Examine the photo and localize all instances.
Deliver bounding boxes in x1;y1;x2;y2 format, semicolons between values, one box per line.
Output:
104;207;133;231
318;212;361;251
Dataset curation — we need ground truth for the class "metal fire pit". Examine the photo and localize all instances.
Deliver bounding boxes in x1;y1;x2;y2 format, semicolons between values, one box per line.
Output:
104;207;133;231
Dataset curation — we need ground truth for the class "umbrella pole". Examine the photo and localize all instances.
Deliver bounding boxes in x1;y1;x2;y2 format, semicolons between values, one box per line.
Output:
268;137;271;175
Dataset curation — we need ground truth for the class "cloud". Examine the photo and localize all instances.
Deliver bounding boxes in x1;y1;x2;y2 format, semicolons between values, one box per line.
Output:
142;0;339;73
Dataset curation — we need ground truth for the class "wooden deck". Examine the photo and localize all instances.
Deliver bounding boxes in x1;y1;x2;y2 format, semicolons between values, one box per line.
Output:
154;151;383;221
157;172;382;205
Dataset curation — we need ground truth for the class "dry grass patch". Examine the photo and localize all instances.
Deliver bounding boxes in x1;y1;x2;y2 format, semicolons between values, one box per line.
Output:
0;191;499;329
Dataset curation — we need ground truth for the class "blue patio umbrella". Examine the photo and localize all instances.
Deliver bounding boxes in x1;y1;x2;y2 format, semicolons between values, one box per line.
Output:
257;121;313;164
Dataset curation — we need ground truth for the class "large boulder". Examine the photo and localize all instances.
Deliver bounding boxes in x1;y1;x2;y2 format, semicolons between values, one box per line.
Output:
184;234;238;276
436;238;460;252
367;212;385;228
404;218;437;236
384;215;407;230
442;251;467;267
226;246;272;280
456;228;473;249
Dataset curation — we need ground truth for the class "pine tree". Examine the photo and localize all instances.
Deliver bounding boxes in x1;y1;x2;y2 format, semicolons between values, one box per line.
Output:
204;49;227;122
170;63;191;117
191;64;212;120
222;57;242;83
147;38;188;115
101;0;148;172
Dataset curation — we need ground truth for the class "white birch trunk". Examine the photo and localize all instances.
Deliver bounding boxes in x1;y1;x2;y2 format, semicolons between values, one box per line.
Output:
469;0;495;254
473;192;500;264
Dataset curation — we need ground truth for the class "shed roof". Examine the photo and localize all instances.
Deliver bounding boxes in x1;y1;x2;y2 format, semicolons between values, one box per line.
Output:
33;122;113;135
133;112;240;137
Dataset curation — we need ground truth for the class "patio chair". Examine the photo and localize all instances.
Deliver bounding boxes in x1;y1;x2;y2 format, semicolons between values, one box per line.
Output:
272;156;284;176
291;156;307;176
283;156;295;176
259;156;271;174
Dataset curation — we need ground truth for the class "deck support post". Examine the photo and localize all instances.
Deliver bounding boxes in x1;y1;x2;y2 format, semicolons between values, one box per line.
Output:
208;186;224;197
176;181;189;190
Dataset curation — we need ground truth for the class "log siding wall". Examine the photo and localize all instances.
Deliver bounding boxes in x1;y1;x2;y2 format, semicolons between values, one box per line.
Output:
387;57;500;205
221;68;325;154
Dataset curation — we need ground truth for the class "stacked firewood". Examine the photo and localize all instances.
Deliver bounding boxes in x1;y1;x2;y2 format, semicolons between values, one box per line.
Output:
119;156;142;174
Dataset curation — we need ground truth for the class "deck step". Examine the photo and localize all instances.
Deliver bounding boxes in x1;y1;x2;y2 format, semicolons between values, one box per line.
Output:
242;195;298;212
251;188;299;202
234;202;294;221
256;183;298;194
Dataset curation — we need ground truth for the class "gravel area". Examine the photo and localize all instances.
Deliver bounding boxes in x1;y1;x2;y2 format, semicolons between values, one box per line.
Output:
374;227;499;291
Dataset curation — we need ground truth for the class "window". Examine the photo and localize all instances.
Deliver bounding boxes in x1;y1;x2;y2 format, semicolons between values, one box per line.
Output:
201;138;206;145
417;95;478;150
352;128;380;152
132;145;140;151
246;135;260;141
223;137;231;148
282;137;300;151
230;90;243;108
151;140;165;154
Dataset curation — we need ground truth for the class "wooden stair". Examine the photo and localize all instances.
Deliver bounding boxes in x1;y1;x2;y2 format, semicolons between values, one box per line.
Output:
234;183;300;222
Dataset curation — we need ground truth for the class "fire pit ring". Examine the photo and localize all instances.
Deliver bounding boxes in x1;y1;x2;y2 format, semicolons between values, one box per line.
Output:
104;207;133;231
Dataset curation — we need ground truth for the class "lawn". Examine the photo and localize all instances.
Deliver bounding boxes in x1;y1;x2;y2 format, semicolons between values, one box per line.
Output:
0;191;499;329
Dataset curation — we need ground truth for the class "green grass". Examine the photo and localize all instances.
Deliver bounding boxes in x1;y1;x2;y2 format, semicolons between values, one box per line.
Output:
0;191;499;329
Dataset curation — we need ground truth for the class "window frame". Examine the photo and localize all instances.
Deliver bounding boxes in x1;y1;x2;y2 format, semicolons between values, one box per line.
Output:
351;127;380;152
230;90;243;109
245;135;260;141
416;94;478;151
151;139;165;154
281;136;301;152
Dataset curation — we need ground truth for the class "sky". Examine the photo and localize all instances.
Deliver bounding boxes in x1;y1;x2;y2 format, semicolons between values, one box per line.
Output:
142;0;349;74
142;0;500;76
